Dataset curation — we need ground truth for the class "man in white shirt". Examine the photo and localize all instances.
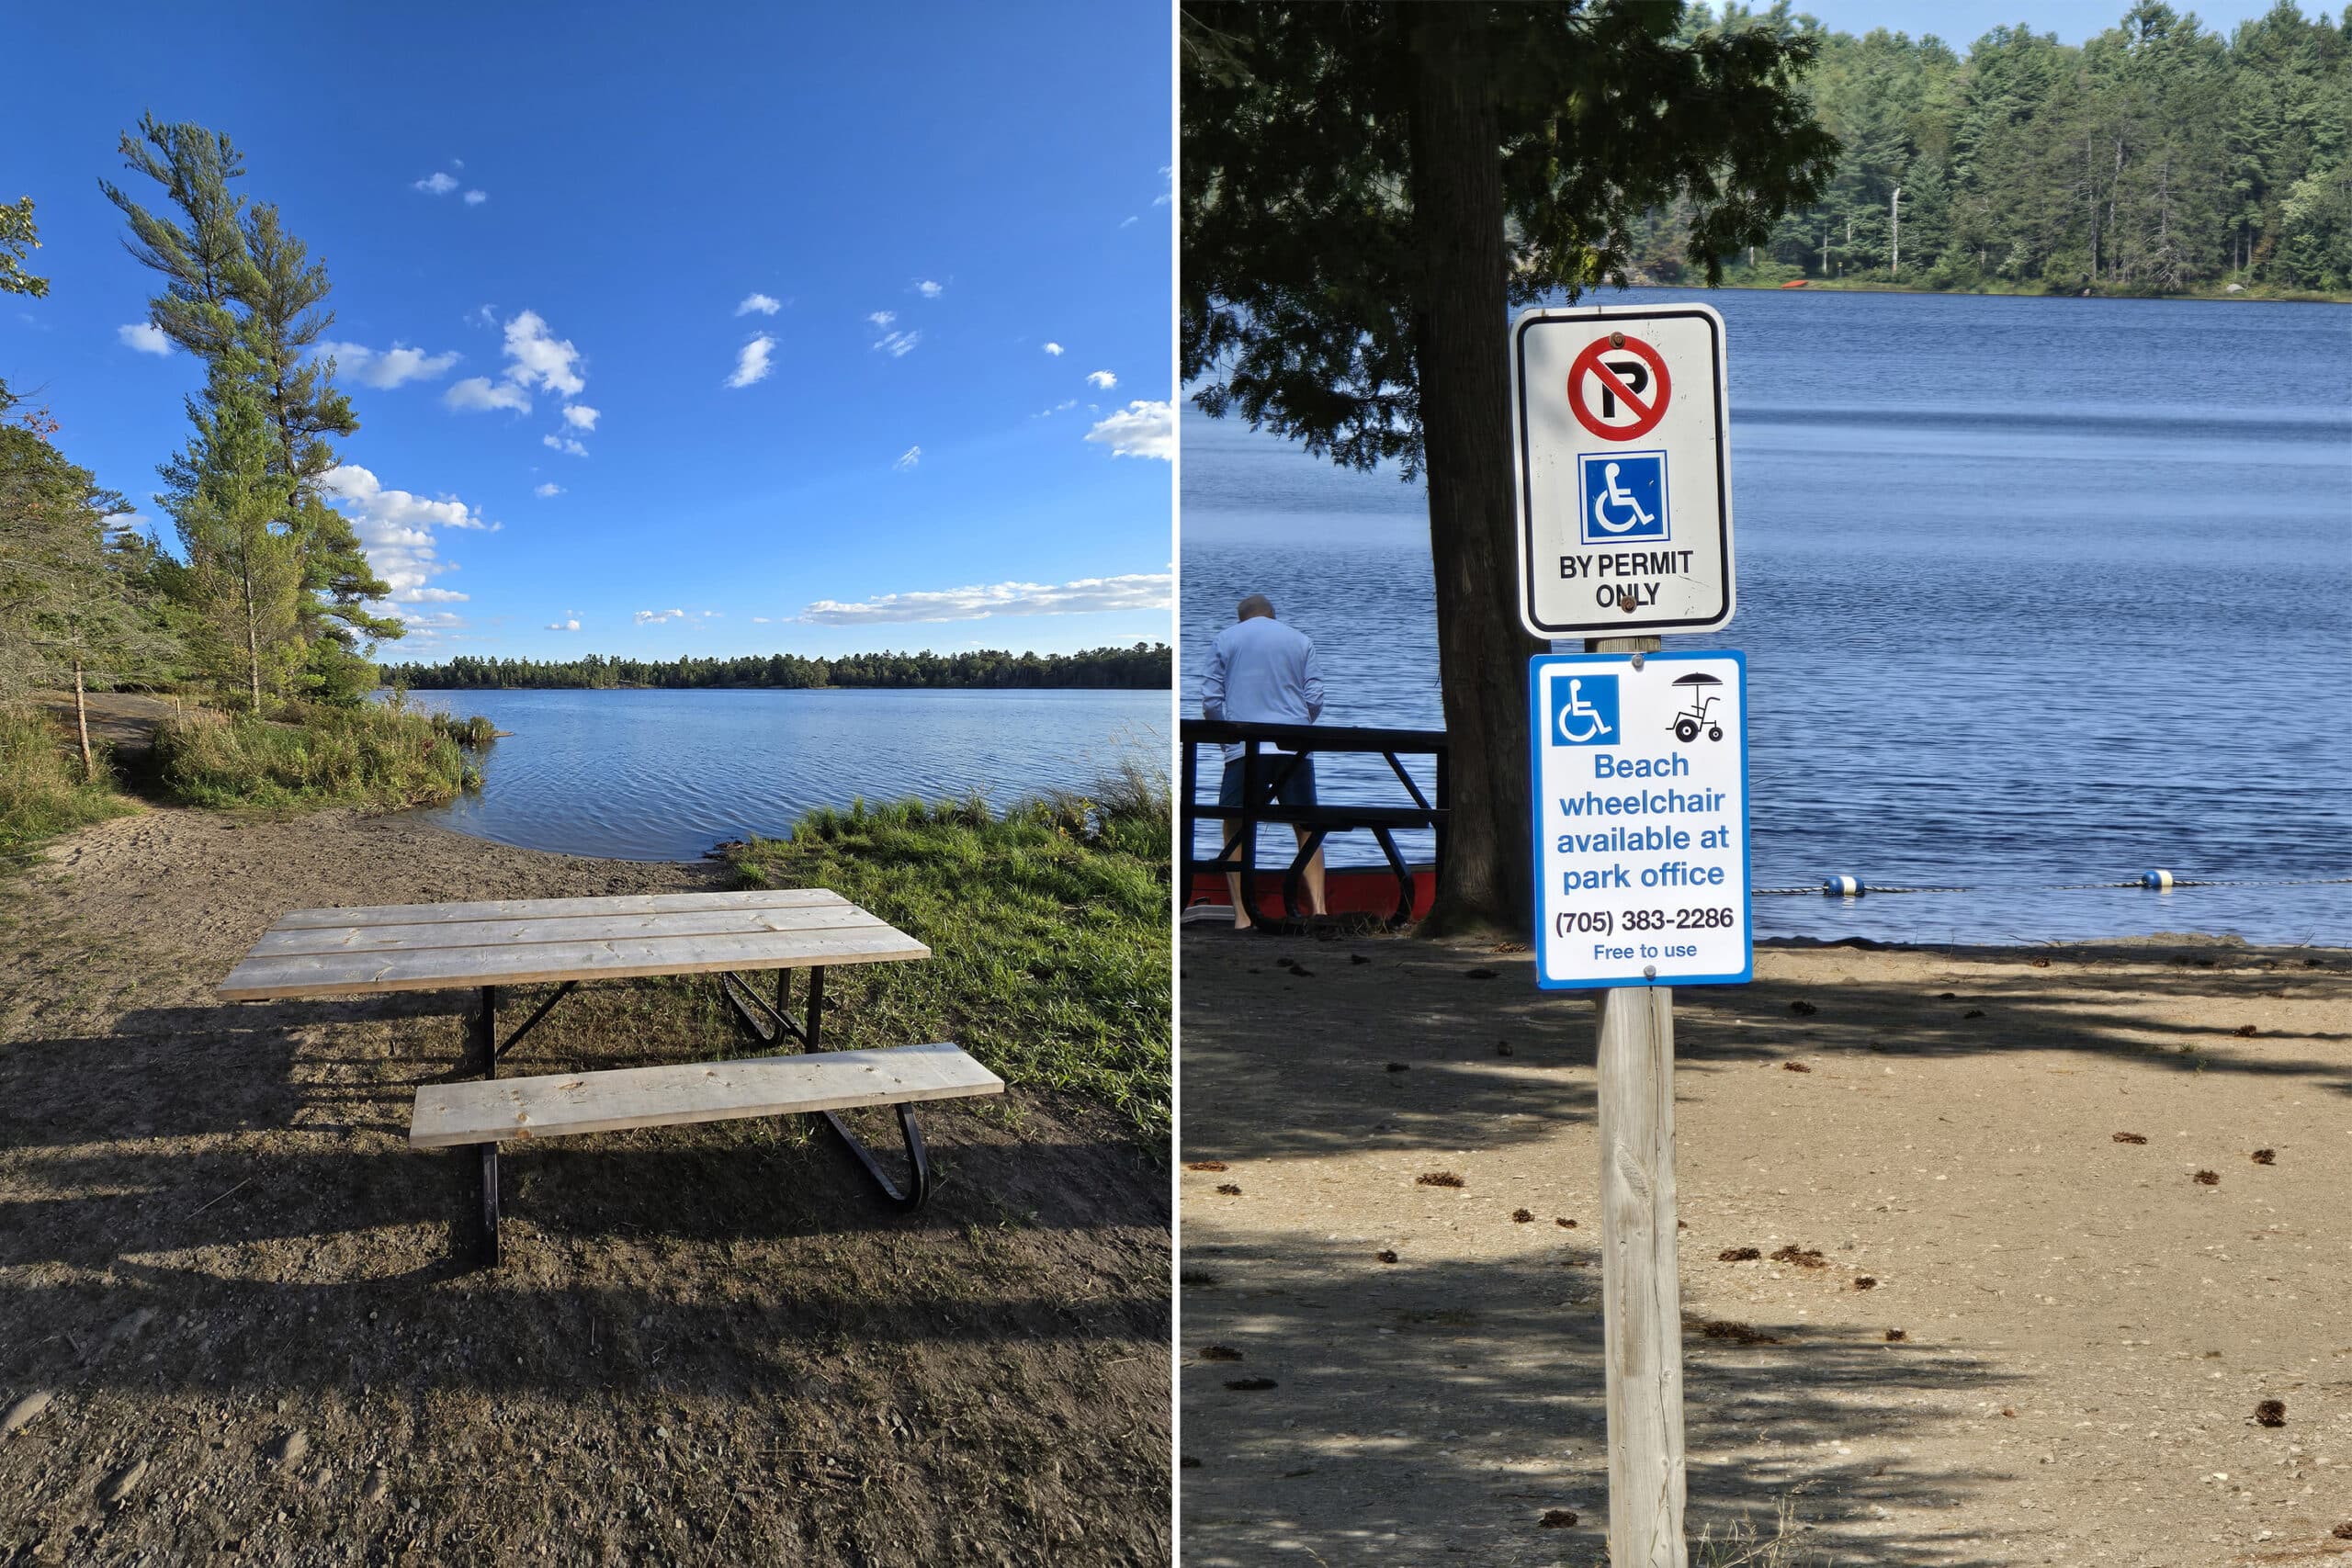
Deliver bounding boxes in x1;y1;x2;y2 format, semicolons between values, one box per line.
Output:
1200;594;1327;929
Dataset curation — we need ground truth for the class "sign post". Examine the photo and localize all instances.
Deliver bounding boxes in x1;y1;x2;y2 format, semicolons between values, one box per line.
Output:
1514;304;1749;1568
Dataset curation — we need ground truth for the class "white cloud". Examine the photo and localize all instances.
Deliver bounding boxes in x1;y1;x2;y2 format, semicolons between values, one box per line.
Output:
468;304;497;329
800;571;1171;626
502;310;585;397
318;341;461;389
542;434;588;457
894;446;921;471
737;292;781;316
547;617;581;631
1085;400;1173;461
1043;342;1064;356
1086;369;1118;389
392;608;465;630
446;376;531;412
413;172;459;196
1120;215;1139;228
751;616;772;624
915;280;943;298
118;322;172;355
464;189;487;206
318;464;498;611
1155;164;1172;206
728;334;775;389
873;330;919;358
561;403;599;430
635;608;688;625
867;310;896;328
534;482;563;498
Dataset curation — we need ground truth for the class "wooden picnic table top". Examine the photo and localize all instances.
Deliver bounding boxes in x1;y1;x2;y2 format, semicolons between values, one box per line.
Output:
218;888;928;1002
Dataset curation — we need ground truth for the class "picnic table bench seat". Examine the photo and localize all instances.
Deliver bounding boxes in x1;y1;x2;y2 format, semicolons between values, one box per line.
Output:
413;1043;1004;1263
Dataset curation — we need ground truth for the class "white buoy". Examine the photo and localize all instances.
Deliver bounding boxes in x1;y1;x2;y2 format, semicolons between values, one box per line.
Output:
2141;870;2175;890
1823;875;1864;897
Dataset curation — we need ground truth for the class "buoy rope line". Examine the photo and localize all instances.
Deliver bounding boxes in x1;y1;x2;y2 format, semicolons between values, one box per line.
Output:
1757;874;2352;897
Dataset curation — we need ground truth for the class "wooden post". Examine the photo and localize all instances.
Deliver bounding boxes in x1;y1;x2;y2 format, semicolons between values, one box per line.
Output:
1588;632;1687;1566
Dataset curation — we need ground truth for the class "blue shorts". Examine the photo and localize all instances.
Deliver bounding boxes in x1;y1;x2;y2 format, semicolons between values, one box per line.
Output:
1219;754;1317;809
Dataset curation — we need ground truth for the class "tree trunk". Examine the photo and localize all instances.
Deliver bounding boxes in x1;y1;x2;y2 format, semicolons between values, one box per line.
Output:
73;659;95;783
1408;4;1544;937
244;592;262;714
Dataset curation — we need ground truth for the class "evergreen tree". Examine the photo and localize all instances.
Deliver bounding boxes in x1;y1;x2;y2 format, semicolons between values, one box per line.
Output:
167;362;304;712
102;116;401;710
0;426;181;773
1678;2;2352;293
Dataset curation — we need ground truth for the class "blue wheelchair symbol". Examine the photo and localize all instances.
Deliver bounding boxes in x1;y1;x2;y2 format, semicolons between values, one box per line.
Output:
1549;673;1619;747
1578;450;1669;544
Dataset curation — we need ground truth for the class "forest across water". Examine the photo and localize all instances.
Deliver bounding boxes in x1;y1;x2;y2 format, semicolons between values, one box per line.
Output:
383;642;1172;691
1634;1;2352;299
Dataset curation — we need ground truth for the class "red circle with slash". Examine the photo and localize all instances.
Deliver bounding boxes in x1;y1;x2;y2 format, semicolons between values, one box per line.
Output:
1566;333;1672;442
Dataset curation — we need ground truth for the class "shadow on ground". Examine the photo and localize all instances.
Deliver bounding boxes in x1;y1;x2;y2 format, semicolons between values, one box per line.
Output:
1181;926;2352;1168
1182;1237;2014;1568
2;921;1169;1566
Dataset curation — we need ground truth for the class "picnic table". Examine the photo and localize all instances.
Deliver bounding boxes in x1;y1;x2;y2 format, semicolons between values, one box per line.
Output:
219;888;1002;1265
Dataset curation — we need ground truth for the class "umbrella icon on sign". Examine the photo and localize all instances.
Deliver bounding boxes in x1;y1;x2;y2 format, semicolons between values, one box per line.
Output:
1668;672;1724;743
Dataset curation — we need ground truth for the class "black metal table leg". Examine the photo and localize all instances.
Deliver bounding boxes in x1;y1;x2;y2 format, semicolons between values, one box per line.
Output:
805;966;824;1052
478;1144;500;1267
1372;826;1417;927
820;1102;932;1210
475;985;498;1078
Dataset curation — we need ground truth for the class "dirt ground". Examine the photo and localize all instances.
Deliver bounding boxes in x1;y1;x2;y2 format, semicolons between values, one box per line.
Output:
1178;924;2352;1567
0;805;1170;1566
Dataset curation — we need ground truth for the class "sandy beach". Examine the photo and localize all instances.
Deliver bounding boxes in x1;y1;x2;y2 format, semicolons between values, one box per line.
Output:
0;805;1170;1565
1178;924;2351;1566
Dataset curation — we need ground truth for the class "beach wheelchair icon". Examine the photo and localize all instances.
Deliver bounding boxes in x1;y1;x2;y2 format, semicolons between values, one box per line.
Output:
1550;674;1619;746
1577;450;1668;544
1668;671;1724;743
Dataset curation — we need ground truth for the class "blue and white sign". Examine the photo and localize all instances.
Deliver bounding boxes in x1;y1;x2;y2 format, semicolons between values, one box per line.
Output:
1528;651;1752;989
1578;451;1668;544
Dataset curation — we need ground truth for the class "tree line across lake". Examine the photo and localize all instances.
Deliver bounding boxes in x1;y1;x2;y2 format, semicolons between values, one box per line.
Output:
382;643;1171;692
1634;2;2352;296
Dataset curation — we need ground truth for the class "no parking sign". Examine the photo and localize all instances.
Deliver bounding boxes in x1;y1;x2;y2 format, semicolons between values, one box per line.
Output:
1511;304;1735;638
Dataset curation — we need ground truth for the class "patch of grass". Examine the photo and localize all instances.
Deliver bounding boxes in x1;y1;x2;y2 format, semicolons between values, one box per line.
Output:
0;706;133;861
1690;1498;1829;1566
151;700;490;811
725;786;1170;1138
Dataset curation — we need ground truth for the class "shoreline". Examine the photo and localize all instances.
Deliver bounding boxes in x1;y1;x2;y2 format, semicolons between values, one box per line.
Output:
1646;276;2352;306
390;682;1178;693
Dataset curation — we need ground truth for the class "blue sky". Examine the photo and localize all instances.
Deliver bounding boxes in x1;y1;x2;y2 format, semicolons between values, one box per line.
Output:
2;2;1172;663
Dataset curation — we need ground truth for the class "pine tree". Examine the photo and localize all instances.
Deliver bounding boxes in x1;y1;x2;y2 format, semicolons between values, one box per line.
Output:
166;361;304;713
0;427;181;773
103;116;401;709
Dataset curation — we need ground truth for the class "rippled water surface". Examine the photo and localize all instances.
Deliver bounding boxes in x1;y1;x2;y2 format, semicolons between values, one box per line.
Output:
401;688;1167;861
1182;289;2352;946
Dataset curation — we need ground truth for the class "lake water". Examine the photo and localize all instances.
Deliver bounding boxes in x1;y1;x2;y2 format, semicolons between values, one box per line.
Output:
1182;288;2352;947
399;687;1168;861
